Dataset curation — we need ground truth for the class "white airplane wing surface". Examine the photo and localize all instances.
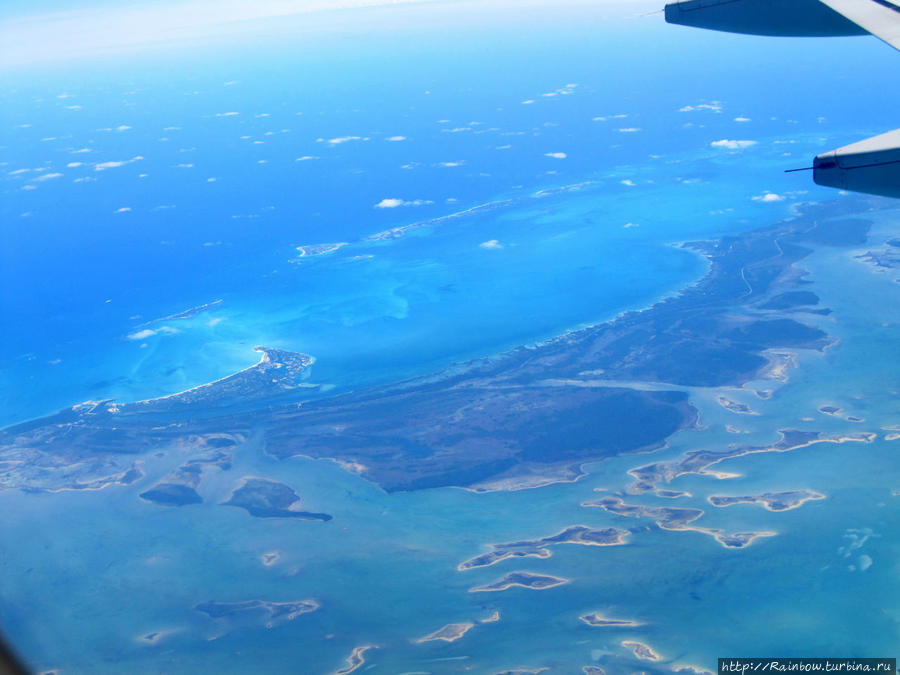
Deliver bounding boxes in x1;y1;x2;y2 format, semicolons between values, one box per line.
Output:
818;0;900;51
665;0;900;198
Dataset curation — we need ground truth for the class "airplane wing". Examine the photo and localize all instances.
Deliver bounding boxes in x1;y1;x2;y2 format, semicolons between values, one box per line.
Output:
817;0;900;51
664;0;900;199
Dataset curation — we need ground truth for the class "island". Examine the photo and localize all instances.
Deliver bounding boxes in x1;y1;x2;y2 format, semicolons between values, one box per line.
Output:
222;477;332;520
139;450;231;507
708;490;825;511
469;571;569;593
579;613;642;627
459;525;629;571
621;640;661;661
414;622;475;644
334;645;376;675
583;496;776;549
0;205;877;497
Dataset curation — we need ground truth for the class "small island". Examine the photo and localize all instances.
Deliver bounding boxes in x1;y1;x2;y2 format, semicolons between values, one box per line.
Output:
414;622;475;644
469;571;569;593
459;525;629;571
621;640;661;662
708;490;825;512
334;645;376;675
222;477;332;520
579;613;642;628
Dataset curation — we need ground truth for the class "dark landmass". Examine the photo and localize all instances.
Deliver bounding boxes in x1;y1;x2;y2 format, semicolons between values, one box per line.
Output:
583;667;606;675
819;405;842;415
194;599;319;627
222;477;332;520
139;450;231;507
492;670;548;675
0;203;875;493
708;490;824;511
470;571;569;593
759;291;819;310
459;525;629;571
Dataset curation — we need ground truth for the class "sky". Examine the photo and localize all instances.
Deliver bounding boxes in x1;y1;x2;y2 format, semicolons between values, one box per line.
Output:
0;0;659;68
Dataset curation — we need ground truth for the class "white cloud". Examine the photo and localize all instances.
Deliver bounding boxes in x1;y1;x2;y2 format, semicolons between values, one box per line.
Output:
8;168;30;175
680;102;723;113
545;152;567;159
30;172;63;182
711;139;757;150
624;222;640;228
65;105;82;110
95;155;143;171
255;113;270;118
72;148;92;154
114;207;132;213
479;239;503;250
734;116;751;122
375;198;434;209
116;124;131;131
752;192;785;202
295;155;319;161
617;127;641;133
175;163;194;168
215;111;239;117
436;161;465;167
67;162;83;168
620;179;635;186
441;127;471;133
385;136;406;142
127;329;156;340
207;177;217;182
318;135;368;144
521;99;535;105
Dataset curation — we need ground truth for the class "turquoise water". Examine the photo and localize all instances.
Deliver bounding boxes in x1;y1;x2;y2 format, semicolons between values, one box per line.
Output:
1;2;899;673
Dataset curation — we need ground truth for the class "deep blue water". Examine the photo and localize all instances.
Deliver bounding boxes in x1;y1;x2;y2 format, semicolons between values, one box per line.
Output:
3;5;900;425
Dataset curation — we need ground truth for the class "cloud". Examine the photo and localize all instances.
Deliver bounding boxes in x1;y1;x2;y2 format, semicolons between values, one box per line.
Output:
215;111;239;117
385;136;406;142
441;127;471;133
711;139;757;149
67;162;83;168
521;99;535;105
65;105;82;110
127;325;178;341
752;192;785;202
295;156;319;162
317;135;368;144
734;116;751;122
95;155;143;171
8;168;30;175
617;127;641;133
375;198;434;209
620;179;635;186
116;125;131;131
624;222;640;228
479;239;503;250
30;172;63;182
436;161;465;167
680;102;723;113
545;152;567;159
71;148;92;154
114;207;132;213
